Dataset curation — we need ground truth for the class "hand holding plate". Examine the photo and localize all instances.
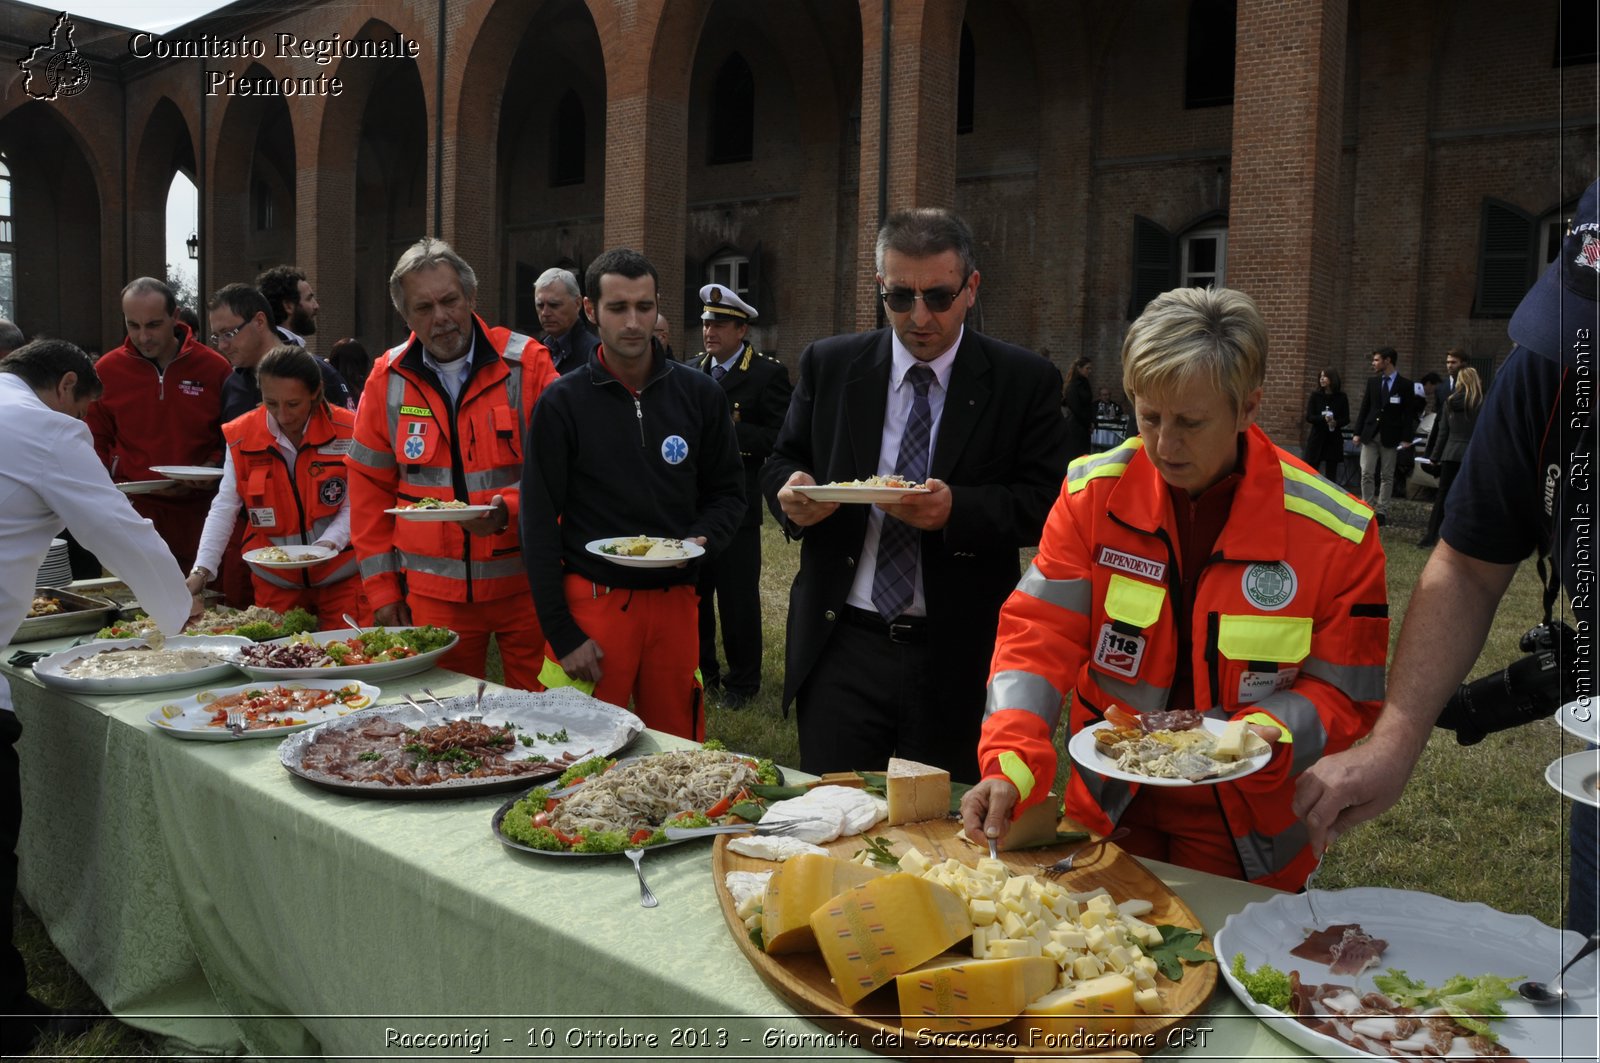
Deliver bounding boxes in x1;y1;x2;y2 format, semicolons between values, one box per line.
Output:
778;471;838;528
460;494;509;537
878;477;951;530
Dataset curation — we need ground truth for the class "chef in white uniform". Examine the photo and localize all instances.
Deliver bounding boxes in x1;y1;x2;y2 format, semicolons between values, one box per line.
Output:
0;339;193;1053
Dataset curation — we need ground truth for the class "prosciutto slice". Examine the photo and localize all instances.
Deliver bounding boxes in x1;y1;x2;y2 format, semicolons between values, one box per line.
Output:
1282;972;1527;1062
1290;922;1389;975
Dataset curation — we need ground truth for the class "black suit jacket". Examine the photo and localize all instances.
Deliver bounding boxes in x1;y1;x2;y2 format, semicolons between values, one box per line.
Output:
760;327;1069;717
697;342;793;527
542;325;600;375
1353;371;1414;447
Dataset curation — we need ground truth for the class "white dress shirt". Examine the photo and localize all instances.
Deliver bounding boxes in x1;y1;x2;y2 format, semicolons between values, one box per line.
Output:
844;327;963;616
0;374;191;711
423;336;476;405
193;411;352;578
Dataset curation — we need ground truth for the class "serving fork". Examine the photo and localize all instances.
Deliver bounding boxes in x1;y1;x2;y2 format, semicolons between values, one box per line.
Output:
662;818;808;841
1036;827;1131;878
225;712;246;738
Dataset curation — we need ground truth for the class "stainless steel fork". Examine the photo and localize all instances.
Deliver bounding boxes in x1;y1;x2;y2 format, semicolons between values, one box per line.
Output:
1037;827;1131;878
625;848;659;908
225;712;246;738
662;819;807;841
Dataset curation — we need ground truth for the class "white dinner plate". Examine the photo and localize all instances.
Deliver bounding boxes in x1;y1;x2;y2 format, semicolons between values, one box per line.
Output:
384;504;497;522
150;465;223;482
585;537;706;568
243;544;337;569
147;678;380;741
114;480;171;495
790;483;930;504
228;627;459;681
1215;887;1597;1062
1545;750;1600;808
1555;700;1600;745
33;635;251;694
1066;717;1273;788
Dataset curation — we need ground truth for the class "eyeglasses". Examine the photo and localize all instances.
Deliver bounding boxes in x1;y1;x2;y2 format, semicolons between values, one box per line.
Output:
878;279;968;314
208;323;246;346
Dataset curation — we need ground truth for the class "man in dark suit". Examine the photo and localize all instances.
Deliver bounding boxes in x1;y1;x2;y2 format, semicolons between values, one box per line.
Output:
534;267;600;375
694;283;793;709
761;208;1070;781
1351;346;1413;525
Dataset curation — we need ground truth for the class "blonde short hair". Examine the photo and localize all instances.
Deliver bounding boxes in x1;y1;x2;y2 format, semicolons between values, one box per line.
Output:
1121;287;1267;411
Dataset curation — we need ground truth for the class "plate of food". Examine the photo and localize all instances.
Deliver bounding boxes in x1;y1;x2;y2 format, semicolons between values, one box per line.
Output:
11;588;119;645
114;479;171;495
1555;700;1599;745
1067;713;1273;787
711;813;1218;1054
147;679;379;741
101;605;319;642
384;500;496;522
1544;750;1600;808
585;536;705;568
493;746;782;856
32;635;251;694
149;465;224;483
227;626;458;681
791;475;930;504
242;544;338;569
1216;887;1597;1062
279;687;644;797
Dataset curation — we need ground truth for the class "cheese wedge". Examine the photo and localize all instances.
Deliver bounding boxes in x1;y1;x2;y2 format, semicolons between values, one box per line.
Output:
1021;973;1137;1039
810;873;975;1005
885;757;952;824
761;854;886;954
895;955;1058;1033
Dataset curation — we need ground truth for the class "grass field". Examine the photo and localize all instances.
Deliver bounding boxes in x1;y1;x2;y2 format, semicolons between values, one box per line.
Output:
16;497;1579;1057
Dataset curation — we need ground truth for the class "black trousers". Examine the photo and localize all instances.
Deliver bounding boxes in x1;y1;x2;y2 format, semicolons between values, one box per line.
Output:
696;522;762;696
1;709;25;1008
1420;460;1461;544
796;613;980;782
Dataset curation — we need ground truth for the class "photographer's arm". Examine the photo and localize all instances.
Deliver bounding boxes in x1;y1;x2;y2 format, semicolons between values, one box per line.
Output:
1293;541;1517;852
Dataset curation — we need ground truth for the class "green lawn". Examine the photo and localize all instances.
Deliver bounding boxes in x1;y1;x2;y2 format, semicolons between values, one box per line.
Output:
16;496;1576;1055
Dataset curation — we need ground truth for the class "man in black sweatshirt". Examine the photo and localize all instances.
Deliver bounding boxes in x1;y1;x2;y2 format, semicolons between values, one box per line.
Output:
520;248;745;740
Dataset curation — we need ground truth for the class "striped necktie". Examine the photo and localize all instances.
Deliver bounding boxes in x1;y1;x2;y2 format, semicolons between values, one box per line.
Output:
871;364;935;621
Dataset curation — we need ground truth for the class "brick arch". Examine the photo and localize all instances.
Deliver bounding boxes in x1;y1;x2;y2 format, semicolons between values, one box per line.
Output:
128;97;198;285
0;103;103;346
207;63;298;295
311;16;431;350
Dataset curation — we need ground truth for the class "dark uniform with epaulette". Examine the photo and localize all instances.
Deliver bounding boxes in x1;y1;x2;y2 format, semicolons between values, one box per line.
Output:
694;285;793;706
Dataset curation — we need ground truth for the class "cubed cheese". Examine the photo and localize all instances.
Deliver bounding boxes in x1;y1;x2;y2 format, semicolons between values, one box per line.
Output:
969;899;999;927
1133;987;1164;1014
897;847;933;876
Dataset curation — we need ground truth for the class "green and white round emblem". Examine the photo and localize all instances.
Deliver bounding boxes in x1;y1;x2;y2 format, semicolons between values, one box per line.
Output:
1242;561;1297;611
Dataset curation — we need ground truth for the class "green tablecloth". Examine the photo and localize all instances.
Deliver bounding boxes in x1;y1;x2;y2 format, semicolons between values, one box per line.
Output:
4;640;1310;1061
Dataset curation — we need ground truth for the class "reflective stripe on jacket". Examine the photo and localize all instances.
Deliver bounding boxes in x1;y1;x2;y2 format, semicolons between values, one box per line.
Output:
225;403;359;590
977;425;1389;890
344;317;557;609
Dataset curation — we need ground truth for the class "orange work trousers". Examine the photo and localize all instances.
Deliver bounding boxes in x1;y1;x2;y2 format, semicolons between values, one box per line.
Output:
408;592;544;692
252;576;371;630
1115;779;1248;881
544;575;703;741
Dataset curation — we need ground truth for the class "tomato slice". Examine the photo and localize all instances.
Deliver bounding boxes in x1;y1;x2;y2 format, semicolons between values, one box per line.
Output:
629;828;653;845
531;811;549;829
544;798;559;813
705;794;734;819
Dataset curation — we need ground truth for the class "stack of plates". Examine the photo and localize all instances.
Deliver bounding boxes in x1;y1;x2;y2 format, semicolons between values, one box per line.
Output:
36;539;71;587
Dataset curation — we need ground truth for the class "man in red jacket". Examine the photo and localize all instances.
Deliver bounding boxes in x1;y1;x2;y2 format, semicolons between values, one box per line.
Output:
87;277;232;573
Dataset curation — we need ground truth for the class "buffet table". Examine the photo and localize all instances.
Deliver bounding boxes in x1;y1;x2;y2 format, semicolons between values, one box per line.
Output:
3;636;1312;1061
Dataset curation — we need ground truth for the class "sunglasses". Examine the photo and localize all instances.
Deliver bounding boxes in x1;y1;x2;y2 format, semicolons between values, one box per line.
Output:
878;279;968;314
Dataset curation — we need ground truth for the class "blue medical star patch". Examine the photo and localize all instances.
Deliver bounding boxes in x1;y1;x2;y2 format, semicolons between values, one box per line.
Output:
661;435;688;465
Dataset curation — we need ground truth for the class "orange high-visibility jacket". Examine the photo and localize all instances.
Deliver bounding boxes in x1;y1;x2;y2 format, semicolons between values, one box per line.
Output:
226;402;360;592
344;318;557;610
978;425;1389;890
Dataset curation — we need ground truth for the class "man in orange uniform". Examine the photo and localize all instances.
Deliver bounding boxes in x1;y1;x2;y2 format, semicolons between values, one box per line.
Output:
345;239;558;687
962;287;1389;891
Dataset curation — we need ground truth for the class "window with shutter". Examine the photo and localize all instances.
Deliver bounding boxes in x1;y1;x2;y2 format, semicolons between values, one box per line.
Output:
1474;199;1534;317
1129;216;1176;318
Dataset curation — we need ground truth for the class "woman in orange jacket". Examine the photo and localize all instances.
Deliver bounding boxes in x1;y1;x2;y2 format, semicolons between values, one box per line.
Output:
186;345;369;625
961;287;1389;890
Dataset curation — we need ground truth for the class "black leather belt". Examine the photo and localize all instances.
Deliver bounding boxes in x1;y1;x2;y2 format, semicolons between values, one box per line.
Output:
843;606;928;645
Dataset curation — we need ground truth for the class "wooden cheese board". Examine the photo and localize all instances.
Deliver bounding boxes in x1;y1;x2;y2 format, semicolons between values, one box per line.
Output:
711;815;1216;1059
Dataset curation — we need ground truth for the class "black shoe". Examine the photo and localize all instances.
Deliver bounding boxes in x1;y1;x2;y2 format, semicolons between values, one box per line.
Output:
1376;513;1388;526
718;689;754;711
1416;537;1436;548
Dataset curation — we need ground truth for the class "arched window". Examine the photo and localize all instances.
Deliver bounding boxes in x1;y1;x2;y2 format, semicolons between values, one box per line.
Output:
957;24;976;135
0;152;13;321
550;90;586;187
1180;224;1227;288
709;53;755;165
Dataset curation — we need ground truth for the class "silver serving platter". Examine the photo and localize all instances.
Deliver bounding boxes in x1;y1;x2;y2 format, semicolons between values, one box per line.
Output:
10;587;119;645
32;635;251;694
228;627;460;681
278;688;644;799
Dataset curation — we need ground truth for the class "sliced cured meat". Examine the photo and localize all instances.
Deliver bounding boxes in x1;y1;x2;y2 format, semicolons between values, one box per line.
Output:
1277;968;1526;1062
1290;922;1389;975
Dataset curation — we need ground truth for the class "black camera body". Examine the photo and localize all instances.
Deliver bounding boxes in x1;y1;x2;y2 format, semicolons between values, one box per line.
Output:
1434;620;1578;745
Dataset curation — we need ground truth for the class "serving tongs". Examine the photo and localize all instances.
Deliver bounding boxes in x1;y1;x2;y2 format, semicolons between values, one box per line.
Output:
663;818;808;841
